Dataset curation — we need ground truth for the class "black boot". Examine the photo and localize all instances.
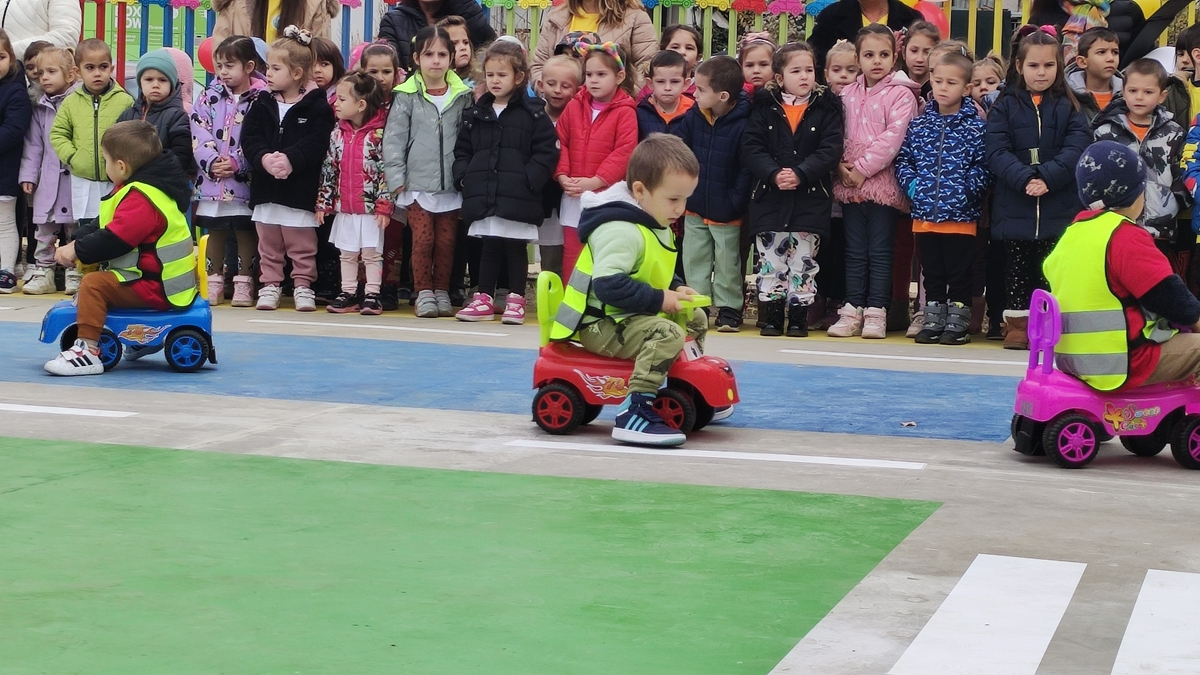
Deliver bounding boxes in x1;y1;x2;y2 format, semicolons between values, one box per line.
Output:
786;300;808;337
759;299;785;337
940;302;972;345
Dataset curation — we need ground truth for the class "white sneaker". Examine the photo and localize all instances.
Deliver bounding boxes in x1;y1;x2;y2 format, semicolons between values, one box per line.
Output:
21;268;56;295
257;284;281;310
712;405;734;423
293;286;316;312
44;339;104;376
64;268;81;295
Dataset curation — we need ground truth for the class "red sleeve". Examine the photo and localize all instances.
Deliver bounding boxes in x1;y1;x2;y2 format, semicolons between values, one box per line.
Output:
593;107;639;187
105;189;168;249
1106;223;1174;299
555;105;573;179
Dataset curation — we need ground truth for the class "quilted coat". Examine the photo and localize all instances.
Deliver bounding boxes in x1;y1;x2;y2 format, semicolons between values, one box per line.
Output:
118;84;196;177
382;71;474;194
452;89;559;226
0;0;82;56
554;86;638;187
530;3;657;86
985;88;1091;241
241;85;335;211
316;108;393;217
670;90;752;223
0;63;30;198
1093;100;1187;237
49;80;133;181
833;71;920;213
19;86;70;223
895;100;992;225
741;86;844;238
191;75;267;205
211;0;340;46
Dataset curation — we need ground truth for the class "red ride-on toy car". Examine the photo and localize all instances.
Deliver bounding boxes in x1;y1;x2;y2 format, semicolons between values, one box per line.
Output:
531;271;740;436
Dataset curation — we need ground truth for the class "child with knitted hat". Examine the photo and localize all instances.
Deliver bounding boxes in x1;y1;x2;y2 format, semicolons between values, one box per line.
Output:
117;48;196;177
1044;141;1200;391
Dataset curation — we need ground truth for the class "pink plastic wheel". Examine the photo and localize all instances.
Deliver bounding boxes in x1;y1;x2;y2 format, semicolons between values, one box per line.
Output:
1043;413;1099;469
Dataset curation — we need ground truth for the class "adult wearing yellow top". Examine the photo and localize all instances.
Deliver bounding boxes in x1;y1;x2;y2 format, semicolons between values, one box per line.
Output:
212;0;340;45
808;0;918;70
532;0;657;86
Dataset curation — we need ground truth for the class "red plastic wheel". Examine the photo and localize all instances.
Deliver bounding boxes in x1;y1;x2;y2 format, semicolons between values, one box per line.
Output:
651;388;697;433
533;383;586;435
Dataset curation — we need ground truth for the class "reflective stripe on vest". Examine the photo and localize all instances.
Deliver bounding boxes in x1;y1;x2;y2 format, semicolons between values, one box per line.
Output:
99;182;197;309
1043;210;1177;391
549;223;677;341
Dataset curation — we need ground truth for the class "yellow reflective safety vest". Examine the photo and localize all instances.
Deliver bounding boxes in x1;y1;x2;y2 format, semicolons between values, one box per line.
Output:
550;222;677;340
1043;210;1176;391
99;181;197;308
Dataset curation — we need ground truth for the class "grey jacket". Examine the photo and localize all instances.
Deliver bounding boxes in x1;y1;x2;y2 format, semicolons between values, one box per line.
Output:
382;72;473;194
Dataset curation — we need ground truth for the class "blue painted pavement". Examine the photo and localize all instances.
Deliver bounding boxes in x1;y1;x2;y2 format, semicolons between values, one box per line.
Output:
1;323;1018;442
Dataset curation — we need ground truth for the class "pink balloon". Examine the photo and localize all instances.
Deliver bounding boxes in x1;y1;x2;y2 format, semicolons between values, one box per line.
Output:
198;37;215;74
914;1;950;37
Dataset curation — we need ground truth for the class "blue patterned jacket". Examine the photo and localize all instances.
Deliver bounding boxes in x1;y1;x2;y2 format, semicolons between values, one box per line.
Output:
895;99;991;225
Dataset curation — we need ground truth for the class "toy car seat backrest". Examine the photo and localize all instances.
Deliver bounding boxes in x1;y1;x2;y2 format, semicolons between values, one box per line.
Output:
537;270;564;347
195;235;207;292
1027;289;1062;376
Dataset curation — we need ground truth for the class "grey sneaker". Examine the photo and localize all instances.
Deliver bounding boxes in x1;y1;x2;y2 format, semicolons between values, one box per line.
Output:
64;268;81;296
434;289;453;317
416;290;439;318
293;286;317;312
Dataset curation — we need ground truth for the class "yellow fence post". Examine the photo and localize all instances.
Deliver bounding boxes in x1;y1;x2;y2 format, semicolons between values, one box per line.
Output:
704;7;713;58
992;2;1002;55
1020;0;1031;27
966;0;978;55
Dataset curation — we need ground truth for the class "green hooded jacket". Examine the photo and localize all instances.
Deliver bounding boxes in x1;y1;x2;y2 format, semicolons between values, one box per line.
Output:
50;81;134;181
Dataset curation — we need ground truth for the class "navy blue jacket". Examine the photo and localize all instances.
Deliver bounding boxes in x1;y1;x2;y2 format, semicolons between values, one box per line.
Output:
0;63;30;197
671;92;752;223
637;96;690;141
985;88;1090;241
895;100;991;225
740;86;843;238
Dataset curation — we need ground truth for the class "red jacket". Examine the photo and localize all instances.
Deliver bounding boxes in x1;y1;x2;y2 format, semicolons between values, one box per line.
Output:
554;88;638;187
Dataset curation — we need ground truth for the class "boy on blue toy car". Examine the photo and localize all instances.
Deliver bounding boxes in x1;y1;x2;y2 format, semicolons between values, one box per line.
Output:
549;134;707;447
44;121;196;376
1043;141;1200;391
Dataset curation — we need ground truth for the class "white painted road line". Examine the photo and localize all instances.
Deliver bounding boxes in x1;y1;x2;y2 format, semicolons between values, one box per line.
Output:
888;554;1086;675
247;318;509;337
504;439;926;470
0;403;138;418
780;348;1028;367
1111;569;1200;675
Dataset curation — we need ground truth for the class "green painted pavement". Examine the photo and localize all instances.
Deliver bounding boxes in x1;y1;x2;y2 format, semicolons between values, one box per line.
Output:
0;438;939;674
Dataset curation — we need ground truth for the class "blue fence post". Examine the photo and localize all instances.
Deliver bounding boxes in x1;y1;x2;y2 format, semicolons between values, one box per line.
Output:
341;4;351;65
365;0;374;41
184;8;195;55
139;3;149;55
163;4;174;46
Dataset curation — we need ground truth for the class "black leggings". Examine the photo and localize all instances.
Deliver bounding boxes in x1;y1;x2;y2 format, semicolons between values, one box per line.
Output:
1005;238;1056;312
917;233;975;305
478;237;528;297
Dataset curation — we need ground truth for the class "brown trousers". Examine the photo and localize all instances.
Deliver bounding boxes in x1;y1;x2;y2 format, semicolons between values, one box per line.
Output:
407;202;457;292
76;271;150;343
1144;333;1200;385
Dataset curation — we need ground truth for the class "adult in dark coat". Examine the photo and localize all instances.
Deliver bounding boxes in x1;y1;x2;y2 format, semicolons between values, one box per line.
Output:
1027;0;1147;66
808;0;919;69
379;0;497;71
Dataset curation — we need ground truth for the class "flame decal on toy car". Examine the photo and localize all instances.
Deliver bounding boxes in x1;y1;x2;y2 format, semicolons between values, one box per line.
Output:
574;369;629;399
1103;402;1162;432
118;324;167;345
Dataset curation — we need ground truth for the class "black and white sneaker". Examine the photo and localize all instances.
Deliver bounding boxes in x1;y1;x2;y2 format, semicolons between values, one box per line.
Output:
360;293;382;315
0;269;15;294
326;292;360;314
44;339;104;376
612;393;686;446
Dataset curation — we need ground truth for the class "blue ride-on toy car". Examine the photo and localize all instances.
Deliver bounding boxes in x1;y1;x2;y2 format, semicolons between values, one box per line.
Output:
37;235;217;373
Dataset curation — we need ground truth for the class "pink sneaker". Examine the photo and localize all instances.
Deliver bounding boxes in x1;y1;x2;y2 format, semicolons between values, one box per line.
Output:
862;307;887;339
455;292;495;321
231;275;254;307
207;273;224;306
826;303;862;337
501;293;526;325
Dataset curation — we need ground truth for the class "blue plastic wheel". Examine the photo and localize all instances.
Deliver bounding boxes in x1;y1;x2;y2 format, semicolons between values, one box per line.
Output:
164;328;209;373
97;330;122;371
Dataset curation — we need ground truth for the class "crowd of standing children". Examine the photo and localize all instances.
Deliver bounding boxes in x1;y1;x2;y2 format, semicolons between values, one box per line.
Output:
10;15;1200;355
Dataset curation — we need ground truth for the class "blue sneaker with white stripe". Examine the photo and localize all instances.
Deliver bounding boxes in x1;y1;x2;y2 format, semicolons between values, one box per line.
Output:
612;392;686;447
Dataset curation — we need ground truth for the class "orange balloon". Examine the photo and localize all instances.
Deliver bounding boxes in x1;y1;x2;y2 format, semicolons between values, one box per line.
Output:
914;0;950;36
198;37;215;74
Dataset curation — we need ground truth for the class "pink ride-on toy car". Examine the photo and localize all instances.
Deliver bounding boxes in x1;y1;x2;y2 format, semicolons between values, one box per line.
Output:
531;271;740;436
1012;289;1200;469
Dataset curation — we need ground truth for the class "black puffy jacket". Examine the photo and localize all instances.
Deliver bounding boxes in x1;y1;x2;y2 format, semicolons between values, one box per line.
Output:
118;85;196;177
241;87;335;212
0;63;30;198
453;90;560;226
809;0;919;70
741;86;844;239
379;0;497;71
985;88;1091;241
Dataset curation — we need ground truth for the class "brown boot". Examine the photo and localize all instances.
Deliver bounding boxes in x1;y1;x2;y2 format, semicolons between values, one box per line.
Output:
969;296;985;334
1003;315;1029;350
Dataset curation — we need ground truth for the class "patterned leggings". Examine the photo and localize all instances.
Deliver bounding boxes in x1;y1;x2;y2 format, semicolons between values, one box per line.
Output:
1005;239;1057;313
408;202;458;292
756;231;821;304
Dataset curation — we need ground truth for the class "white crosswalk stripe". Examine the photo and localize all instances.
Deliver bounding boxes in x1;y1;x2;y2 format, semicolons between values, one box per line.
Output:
1111;569;1200;675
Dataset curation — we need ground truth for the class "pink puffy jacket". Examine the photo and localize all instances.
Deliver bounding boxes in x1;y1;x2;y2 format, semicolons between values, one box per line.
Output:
833;71;920;212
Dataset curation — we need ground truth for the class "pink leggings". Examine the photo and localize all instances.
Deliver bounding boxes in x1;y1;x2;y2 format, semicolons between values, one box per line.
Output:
340;247;383;295
257;223;317;287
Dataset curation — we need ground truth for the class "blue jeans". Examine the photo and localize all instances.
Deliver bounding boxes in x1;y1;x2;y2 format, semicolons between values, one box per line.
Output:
843;202;898;309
